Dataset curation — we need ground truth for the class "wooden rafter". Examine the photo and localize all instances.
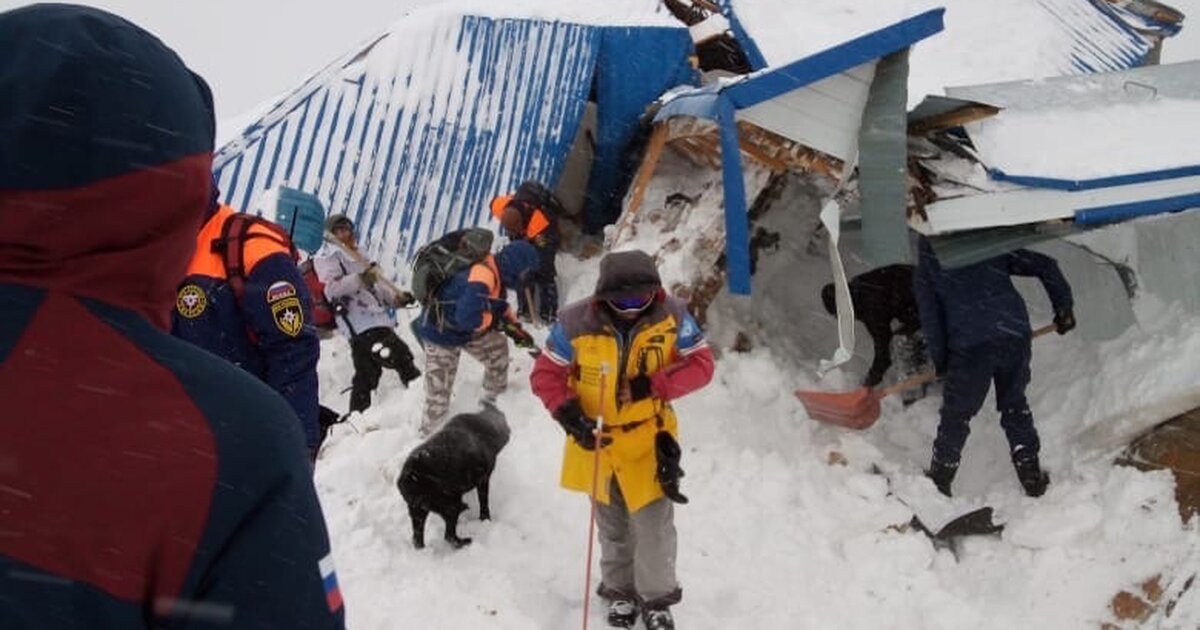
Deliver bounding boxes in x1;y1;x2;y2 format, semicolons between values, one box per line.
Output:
613;115;847;246
656;116;845;178
907;104;1001;135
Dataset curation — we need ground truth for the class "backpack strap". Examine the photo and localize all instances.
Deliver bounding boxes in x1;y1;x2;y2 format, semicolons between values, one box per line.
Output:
213;213;296;305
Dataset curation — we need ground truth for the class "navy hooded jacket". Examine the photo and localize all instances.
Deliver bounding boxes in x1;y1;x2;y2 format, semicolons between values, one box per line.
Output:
418;240;539;346
171;202;322;449
0;6;344;628
914;236;1073;370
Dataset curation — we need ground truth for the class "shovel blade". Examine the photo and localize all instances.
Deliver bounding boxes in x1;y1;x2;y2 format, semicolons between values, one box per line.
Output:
794;386;882;429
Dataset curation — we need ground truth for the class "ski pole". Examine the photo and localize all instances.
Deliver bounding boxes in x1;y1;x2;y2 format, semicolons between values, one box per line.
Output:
581;363;608;630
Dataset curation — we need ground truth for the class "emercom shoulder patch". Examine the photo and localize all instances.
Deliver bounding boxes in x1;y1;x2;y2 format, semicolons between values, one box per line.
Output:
272;297;304;336
176;284;207;318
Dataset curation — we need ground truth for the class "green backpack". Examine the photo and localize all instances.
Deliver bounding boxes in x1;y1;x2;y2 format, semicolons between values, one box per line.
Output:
410;227;495;308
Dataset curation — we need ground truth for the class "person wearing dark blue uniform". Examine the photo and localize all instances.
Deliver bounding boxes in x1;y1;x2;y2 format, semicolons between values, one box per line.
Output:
0;5;344;627
491;181;562;324
173;189;322;456
914;236;1075;497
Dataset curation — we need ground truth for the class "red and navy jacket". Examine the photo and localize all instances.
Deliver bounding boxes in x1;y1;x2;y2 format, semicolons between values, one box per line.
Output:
0;5;344;628
172;204;322;449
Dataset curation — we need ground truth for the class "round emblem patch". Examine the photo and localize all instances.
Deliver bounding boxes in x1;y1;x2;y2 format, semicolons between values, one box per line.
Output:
176;284;208;318
271;297;305;337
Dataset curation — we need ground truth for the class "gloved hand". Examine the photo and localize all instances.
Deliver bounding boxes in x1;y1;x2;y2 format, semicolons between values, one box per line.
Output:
360;263;380;289
1054;307;1076;335
499;320;535;349
552;399;610;450
627;374;653;402
391;290;416;308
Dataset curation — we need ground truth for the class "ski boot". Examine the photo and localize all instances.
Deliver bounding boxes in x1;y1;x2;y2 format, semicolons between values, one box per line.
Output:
642;606;676;630
606;598;639;628
1013;451;1049;497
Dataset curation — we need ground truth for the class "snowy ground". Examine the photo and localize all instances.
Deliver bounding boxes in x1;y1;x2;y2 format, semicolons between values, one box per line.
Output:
314;247;1200;629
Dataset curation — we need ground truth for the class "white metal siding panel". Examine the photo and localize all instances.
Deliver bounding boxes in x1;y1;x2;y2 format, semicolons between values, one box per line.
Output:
918;174;1200;234
735;62;875;161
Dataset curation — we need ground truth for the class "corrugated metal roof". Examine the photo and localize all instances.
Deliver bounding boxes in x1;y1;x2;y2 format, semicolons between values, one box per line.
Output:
1038;0;1152;73
945;59;1200;110
215;14;600;270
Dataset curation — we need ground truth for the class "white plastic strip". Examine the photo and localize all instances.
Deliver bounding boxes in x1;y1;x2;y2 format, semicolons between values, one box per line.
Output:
818;156;859;376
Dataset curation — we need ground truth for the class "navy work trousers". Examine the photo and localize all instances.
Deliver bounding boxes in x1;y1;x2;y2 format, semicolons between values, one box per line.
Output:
932;337;1039;465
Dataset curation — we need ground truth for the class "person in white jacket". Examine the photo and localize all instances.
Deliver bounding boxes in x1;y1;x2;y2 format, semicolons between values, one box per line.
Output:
314;214;421;414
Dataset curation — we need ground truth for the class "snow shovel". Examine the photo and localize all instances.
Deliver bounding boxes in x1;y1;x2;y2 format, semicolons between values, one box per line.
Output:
796;323;1058;429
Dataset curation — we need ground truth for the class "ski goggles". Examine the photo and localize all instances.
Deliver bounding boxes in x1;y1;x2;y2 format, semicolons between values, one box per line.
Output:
606;293;654;315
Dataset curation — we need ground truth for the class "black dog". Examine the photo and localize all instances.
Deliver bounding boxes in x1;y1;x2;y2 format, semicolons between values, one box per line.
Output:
396;403;510;549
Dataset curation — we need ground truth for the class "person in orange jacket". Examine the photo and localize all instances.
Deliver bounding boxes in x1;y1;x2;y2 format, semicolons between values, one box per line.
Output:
490;180;562;323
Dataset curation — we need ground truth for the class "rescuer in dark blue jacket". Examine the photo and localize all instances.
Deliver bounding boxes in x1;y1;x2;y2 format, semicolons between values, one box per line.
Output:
0;6;345;627
914;236;1075;498
172;188;322;454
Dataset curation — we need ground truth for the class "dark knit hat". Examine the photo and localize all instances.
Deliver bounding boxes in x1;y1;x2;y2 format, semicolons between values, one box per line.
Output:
594;250;662;301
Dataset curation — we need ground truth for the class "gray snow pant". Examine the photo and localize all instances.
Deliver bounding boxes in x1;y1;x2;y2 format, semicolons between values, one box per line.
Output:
420;330;509;433
595;478;682;609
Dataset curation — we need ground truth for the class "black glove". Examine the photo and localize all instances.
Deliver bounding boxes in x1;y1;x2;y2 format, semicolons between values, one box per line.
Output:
552;399;609;450
627;374;653;402
1054;307;1076;335
499;320;535;349
655;431;688;503
863;370;885;388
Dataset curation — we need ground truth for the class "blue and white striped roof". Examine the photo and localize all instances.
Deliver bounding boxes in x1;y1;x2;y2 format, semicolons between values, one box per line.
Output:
215;15;595;270
215;11;691;271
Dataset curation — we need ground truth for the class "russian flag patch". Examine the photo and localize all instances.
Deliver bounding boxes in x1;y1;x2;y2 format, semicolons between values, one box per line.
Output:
319;553;343;612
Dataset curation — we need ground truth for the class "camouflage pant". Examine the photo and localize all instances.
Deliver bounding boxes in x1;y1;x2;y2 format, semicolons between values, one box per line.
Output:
421;330;510;433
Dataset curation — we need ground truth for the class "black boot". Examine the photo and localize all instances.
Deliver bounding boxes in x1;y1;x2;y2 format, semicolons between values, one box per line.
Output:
642;606;675;630
606;598;639;628
926;458;958;497
1013;451;1049;497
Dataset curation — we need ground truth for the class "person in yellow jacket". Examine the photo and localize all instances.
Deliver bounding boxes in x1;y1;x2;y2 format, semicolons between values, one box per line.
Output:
530;250;714;630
